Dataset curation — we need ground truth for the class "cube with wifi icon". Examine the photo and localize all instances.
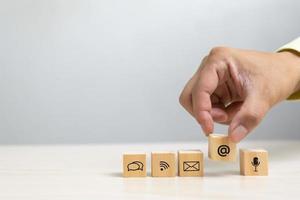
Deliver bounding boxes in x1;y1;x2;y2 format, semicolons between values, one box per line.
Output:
151;151;176;177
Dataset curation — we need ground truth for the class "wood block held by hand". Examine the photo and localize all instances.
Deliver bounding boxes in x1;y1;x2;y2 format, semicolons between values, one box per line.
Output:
208;134;236;161
151;151;176;177
123;153;146;177
240;149;268;176
178;150;204;177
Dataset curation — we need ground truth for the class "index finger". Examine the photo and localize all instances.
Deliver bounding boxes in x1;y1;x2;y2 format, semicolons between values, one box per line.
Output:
192;64;220;135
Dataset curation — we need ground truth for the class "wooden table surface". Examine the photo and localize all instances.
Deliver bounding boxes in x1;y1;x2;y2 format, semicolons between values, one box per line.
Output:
0;141;299;200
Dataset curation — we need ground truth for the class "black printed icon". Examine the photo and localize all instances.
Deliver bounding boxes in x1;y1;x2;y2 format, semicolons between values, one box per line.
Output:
251;157;260;172
160;161;170;171
218;145;230;157
183;161;200;171
127;161;144;171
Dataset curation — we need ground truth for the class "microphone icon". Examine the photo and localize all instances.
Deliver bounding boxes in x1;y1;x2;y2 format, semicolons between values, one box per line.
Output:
251;157;260;172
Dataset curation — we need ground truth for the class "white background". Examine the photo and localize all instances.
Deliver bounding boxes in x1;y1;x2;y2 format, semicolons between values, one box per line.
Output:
0;0;300;143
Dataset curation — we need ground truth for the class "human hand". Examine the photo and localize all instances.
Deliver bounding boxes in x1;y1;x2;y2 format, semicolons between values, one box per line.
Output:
179;47;300;142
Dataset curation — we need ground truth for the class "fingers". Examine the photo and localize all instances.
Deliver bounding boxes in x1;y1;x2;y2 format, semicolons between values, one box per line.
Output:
211;95;268;143
213;82;232;106
191;65;220;135
179;75;198;117
179;58;208;116
180;61;220;135
180;53;228;135
211;102;243;125
228;95;269;142
180;47;273;143
211;103;228;123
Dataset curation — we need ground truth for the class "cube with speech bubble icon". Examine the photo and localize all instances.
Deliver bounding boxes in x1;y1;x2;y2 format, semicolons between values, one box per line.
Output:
123;153;146;177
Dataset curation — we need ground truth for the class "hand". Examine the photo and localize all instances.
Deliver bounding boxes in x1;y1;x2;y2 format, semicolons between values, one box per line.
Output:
179;47;300;142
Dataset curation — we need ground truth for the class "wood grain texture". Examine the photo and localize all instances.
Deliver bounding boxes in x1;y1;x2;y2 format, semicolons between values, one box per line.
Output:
178;150;204;177
240;149;268;176
151;151;176;177
208;134;236;161
123;153;146;177
0;141;298;199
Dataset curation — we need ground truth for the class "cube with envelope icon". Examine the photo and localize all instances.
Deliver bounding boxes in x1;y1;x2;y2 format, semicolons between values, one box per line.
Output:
178;150;204;177
183;161;200;171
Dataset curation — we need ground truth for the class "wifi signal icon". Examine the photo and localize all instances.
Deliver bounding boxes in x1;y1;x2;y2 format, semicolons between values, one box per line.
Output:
160;161;170;171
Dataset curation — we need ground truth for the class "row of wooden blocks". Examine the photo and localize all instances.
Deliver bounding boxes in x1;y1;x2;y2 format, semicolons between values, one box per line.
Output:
123;134;268;177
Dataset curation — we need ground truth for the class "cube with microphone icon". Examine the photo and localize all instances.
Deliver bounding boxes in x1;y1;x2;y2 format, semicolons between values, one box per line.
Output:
239;149;268;176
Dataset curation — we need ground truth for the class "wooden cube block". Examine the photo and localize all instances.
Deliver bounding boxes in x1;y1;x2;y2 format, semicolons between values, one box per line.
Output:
240;149;268;176
208;134;236;161
178;150;204;177
151;151;176;177
123;153;146;177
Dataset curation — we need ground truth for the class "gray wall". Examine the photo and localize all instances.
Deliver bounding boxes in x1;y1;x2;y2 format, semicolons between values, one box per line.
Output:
0;0;300;144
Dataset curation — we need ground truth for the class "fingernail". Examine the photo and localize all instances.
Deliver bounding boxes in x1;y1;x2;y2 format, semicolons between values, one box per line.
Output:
230;125;248;142
200;124;209;136
200;120;212;136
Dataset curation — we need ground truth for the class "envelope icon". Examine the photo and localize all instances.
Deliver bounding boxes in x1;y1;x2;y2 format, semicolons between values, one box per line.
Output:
183;161;200;171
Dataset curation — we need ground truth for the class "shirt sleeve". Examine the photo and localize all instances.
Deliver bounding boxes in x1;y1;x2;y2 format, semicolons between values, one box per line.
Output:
277;37;300;100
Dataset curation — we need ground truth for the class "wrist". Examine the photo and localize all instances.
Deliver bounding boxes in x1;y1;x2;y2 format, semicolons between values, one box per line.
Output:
276;51;300;95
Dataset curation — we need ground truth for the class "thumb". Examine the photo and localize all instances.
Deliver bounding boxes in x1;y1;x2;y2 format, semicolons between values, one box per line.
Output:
228;95;269;142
